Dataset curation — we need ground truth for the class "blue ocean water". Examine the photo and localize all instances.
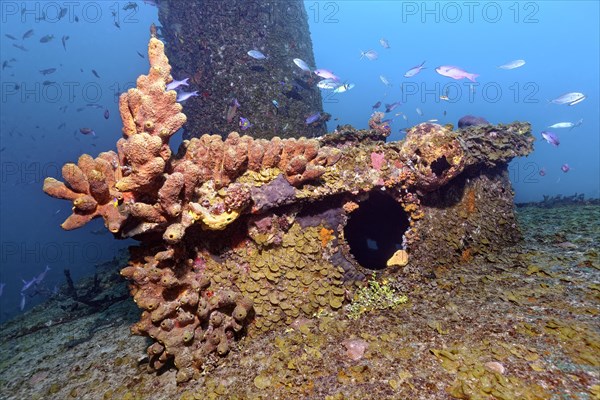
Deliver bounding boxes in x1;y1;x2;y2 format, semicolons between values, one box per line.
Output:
0;1;598;322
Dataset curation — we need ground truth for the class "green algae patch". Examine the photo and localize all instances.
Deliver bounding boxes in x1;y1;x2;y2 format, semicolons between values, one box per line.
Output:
345;274;408;320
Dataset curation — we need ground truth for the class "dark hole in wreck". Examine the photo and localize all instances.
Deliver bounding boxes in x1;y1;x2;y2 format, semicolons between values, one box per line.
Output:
431;156;451;176
344;191;410;270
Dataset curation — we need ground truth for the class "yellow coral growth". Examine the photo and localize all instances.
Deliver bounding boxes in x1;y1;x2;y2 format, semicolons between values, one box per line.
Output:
387;249;409;267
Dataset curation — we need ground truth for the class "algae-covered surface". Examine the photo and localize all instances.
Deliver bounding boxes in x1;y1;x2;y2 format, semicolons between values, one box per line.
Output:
1;204;598;400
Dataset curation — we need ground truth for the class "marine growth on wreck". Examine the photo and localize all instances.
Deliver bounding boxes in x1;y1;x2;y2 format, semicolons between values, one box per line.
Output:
43;35;534;382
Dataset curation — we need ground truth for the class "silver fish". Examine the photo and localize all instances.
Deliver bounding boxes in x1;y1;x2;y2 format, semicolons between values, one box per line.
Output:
497;59;525;70
316;79;339;90
548;119;583;130
21;277;36;292
34;265;50;284
293;58;311;72
360;50;378;61
166;77;189;91
247;50;267;60
379;75;391;86
547;122;574;129
333;83;354;93
550;92;586;106
176;90;198;102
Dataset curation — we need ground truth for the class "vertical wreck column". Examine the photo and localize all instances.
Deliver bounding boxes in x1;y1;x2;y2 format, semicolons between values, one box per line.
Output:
157;0;326;140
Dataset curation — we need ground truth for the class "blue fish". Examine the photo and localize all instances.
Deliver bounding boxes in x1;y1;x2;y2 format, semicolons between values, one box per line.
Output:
239;117;252;130
541;131;559;147
458;115;489;128
384;102;401;113
305;112;321;125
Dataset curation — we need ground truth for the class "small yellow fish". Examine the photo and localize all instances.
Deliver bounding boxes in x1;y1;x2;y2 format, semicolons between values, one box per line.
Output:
112;197;119;208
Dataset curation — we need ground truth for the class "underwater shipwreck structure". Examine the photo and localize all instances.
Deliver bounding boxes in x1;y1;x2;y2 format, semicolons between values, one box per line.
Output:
156;0;326;139
43;37;534;382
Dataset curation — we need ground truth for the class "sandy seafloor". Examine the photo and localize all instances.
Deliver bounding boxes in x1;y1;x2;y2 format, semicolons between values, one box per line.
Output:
1;204;598;400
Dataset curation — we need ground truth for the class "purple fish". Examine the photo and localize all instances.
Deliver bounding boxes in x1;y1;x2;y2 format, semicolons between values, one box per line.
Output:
458;115;490;128
176;90;199;102
404;61;426;78
79;127;96;137
62;35;69;51
239;117;252;130
22;29;34;39
384;102;401;113
305;112;321;125
539;168;546;176
541;131;559;147
372;101;381;110
313;69;340;81
561;164;570;173
166;77;189;91
436;65;479;82
0;282;5;297
104;109;109;119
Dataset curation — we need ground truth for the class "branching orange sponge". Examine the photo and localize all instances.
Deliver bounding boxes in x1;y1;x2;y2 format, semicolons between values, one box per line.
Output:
43;152;126;232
